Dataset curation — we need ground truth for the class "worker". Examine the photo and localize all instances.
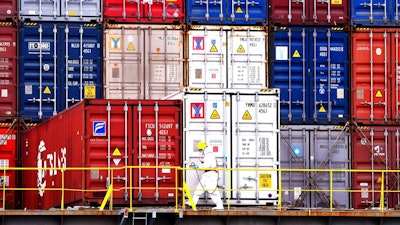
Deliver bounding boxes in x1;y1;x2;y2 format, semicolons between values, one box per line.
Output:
186;141;224;210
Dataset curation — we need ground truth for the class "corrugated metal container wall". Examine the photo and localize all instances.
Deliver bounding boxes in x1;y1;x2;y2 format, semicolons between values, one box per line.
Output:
269;26;350;125
18;22;103;122
183;88;280;206
103;0;184;24
0;126;17;209
351;28;400;124
280;124;351;208
0;23;17;121
351;125;400;209
19;0;102;22
187;26;267;89
22;99;182;209
269;0;349;26
104;24;184;100
351;0;400;26
186;0;267;25
0;0;18;21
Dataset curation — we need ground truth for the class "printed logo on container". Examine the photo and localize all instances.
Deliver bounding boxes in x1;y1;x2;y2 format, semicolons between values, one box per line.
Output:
191;103;204;119
37;140;67;197
193;37;204;50
93;121;106;136
28;42;51;51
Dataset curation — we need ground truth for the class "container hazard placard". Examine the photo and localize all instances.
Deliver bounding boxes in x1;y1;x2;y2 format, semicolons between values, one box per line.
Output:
259;173;272;188
84;86;96;99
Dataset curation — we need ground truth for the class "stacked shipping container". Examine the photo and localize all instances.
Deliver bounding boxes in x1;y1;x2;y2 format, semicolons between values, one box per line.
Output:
0;0;18;210
18;1;104;122
22;99;182;209
350;1;400;208
182;0;278;208
268;1;351;208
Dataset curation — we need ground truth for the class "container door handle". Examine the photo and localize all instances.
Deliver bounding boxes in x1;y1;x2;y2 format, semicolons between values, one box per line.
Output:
162;0;166;21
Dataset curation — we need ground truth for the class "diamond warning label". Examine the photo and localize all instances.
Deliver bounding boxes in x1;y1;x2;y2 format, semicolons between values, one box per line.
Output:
127;43;135;51
210;44;218;52
376;90;383;98
210;39;218;52
113;147;121;156
43;86;51;94
293;50;301;58
242;110;252;120
210;109;220;119
319;105;326;113
237;44;245;53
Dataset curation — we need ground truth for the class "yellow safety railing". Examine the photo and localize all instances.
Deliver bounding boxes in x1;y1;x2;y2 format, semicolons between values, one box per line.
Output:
0;166;395;212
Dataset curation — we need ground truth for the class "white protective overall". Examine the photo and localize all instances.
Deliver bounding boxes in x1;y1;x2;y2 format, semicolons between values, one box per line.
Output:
190;143;224;210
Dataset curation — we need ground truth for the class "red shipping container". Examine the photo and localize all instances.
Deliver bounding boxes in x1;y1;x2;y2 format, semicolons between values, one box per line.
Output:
351;125;400;209
352;28;400;124
22;99;182;209
269;0;349;25
103;0;184;24
0;23;17;121
0;126;17;209
0;0;17;21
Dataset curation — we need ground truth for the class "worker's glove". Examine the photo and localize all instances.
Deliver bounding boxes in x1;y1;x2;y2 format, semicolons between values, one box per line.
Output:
192;165;199;169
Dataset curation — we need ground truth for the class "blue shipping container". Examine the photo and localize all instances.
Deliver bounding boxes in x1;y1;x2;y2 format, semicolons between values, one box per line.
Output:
19;22;103;122
351;0;400;26
270;26;349;125
186;0;267;25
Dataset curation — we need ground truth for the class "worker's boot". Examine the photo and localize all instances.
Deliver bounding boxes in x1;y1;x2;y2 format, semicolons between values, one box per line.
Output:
212;201;224;210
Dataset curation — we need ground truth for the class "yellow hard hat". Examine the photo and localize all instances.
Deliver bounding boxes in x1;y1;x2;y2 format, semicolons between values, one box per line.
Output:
197;141;207;150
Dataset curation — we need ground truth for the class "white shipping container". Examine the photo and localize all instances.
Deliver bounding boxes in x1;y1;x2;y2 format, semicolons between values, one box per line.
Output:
187;26;267;89
104;24;184;99
183;88;280;206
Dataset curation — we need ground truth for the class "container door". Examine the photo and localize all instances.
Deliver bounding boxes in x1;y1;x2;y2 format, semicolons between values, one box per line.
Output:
227;0;267;25
186;0;225;24
61;23;103;109
188;28;227;88
142;0;184;23
310;125;350;208
311;28;349;123
104;26;143;99
313;0;348;24
145;27;183;99
227;28;267;89
0;0;17;20
351;126;398;209
85;101;131;203
352;28;390;123
62;0;101;21
269;0;306;24
103;0;141;23
19;0;60;20
270;27;307;123
280;126;310;207
394;30;400;123
231;92;279;204
0;25;17;120
19;23;60;121
183;91;231;204
351;0;391;26
133;101;182;203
